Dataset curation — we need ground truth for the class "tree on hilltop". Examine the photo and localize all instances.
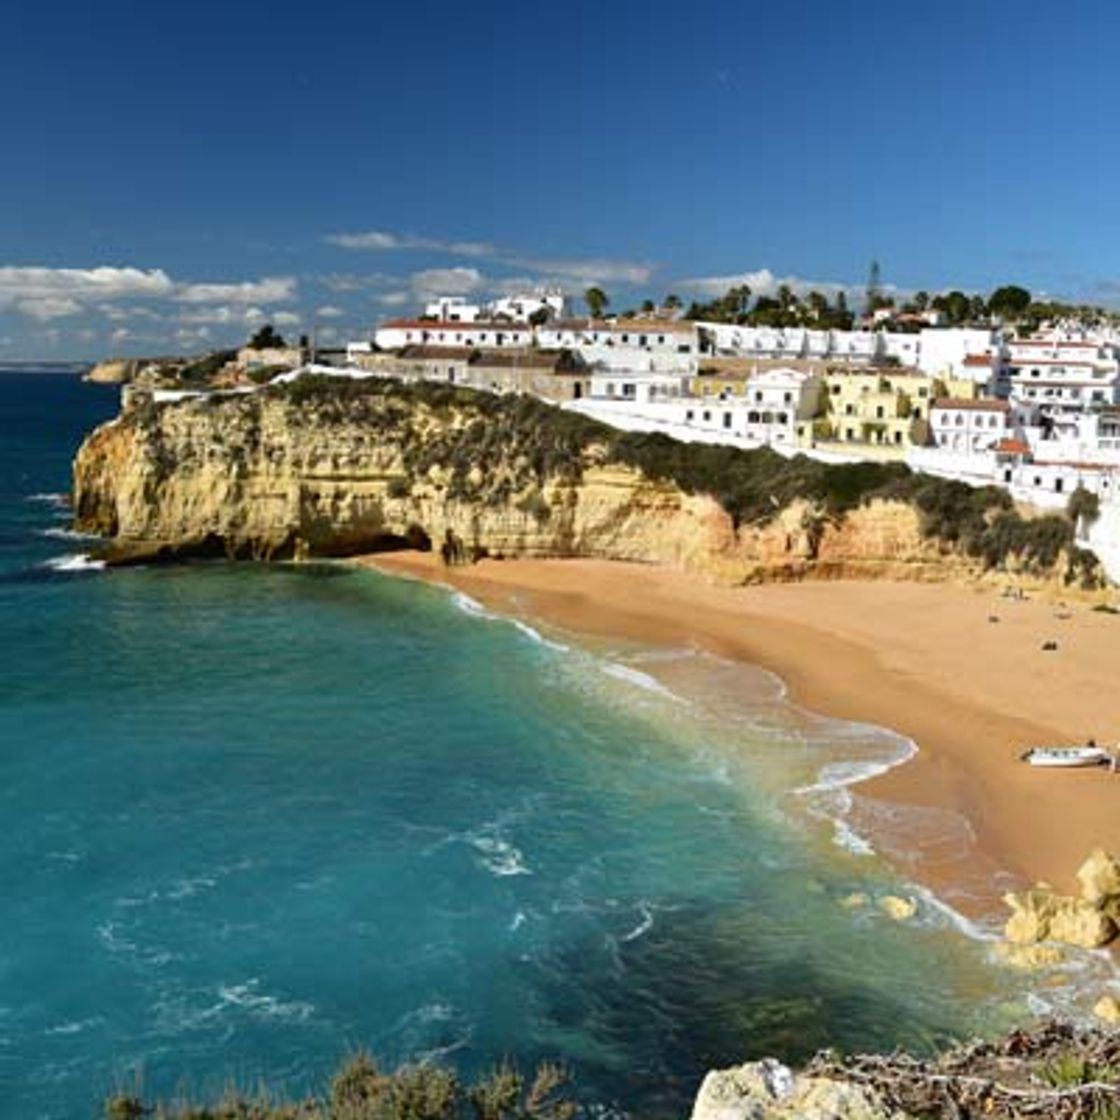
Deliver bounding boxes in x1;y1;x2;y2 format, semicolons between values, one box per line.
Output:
583;287;609;318
988;285;1032;320
247;324;287;350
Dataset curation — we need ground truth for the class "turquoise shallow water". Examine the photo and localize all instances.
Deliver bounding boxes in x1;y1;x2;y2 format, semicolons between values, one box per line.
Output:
0;372;1054;1118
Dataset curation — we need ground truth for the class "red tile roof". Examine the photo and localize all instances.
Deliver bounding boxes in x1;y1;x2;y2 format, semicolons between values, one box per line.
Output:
963;354;997;367
994;438;1030;455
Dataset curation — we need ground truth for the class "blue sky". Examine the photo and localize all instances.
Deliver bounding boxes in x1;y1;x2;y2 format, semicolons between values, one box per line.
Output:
3;0;1120;358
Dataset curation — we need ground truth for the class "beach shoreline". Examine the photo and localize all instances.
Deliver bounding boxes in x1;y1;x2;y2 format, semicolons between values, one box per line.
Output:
356;552;1120;916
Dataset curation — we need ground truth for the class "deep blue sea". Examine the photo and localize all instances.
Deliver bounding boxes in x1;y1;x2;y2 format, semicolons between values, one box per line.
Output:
0;372;1076;1118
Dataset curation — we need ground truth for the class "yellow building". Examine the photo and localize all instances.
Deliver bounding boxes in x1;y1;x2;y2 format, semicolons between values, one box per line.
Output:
818;369;948;452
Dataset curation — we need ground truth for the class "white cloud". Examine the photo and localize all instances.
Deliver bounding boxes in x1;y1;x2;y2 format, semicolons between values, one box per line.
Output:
377;291;410;307
320;271;399;292
503;255;654;286
15;296;83;320
409;267;484;298
678;267;858;301
0;267;175;313
325;231;496;258
325;229;653;289
273;311;301;326
110;327;132;344
175;276;297;305
315;305;344;318
326;231;402;251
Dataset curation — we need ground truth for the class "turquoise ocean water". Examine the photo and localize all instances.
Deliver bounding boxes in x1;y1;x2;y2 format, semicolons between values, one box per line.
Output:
0;372;1078;1118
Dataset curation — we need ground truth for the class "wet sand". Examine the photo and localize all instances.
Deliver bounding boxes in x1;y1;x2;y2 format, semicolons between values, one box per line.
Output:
358;553;1120;912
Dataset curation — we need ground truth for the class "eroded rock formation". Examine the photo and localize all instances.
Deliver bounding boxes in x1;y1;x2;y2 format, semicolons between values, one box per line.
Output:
71;378;1103;592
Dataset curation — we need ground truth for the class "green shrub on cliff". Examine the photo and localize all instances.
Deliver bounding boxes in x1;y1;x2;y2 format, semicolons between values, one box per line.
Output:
260;376;1100;584
103;1054;576;1120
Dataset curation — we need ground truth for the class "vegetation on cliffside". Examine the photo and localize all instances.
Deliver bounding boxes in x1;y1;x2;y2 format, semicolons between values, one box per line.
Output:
263;376;1101;586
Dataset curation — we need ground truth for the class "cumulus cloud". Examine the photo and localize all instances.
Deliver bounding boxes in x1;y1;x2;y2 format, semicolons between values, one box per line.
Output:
409;267;484;298
678;267;859;301
0;266;175;312
15;296;84;320
273;311;301;327
314;305;344;318
175;276;297;305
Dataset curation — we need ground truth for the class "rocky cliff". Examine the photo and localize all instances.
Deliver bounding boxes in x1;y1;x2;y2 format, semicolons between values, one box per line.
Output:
71;376;1105;590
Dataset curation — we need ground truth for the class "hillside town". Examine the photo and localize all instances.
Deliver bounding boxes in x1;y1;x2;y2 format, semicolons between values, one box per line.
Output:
117;281;1120;580
332;288;1120;510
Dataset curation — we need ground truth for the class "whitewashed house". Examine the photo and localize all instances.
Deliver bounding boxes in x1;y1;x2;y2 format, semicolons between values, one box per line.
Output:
740;368;823;447
375;319;533;351
929;398;1017;453
423;297;482;322
538;319;698;374
1006;339;1120;415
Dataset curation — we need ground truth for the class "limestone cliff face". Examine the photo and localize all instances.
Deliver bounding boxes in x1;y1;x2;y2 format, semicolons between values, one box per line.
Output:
69;382;1075;588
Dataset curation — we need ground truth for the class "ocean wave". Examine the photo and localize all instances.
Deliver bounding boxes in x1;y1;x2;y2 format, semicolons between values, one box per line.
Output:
449;590;568;651
44;1017;104;1037
620;902;655;943
217;980;315;1022
600;661;684;702
37;526;99;542
467;830;532;877
24;492;69;507
41;553;106;573
451;590;496;621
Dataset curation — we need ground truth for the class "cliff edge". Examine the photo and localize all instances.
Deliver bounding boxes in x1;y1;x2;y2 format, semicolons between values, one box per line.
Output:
72;376;1104;590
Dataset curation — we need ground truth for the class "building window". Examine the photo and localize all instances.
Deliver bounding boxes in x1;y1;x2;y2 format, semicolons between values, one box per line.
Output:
703;411;711;422
685;410;694;421
723;412;732;429
622;384;635;398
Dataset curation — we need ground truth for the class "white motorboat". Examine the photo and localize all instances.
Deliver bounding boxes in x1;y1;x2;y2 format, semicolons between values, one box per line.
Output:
1019;746;1112;768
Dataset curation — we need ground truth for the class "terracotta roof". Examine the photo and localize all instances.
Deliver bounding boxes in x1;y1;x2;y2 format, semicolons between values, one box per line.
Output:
931;397;1011;412
963;354;997;366
994;438;1030;455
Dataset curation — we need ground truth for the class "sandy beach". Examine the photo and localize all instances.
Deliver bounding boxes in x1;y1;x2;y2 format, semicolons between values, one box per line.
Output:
361;552;1120;913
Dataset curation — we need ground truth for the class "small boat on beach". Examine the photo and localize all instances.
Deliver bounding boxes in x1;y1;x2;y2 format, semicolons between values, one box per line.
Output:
1019;745;1113;768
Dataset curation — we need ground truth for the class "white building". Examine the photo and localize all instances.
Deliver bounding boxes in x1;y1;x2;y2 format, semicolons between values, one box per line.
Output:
929;398;1019;454
488;290;565;322
374;319;533;351
1006;339;1120;415
740;368;823;447
423;297;482;323
538;319;698;374
915;328;999;378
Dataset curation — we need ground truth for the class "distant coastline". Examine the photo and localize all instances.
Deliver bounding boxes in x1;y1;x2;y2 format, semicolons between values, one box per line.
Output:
0;361;91;373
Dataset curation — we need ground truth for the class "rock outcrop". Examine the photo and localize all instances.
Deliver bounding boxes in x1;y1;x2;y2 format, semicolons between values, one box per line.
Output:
1002;850;1120;951
690;1059;906;1120
71;377;1103;592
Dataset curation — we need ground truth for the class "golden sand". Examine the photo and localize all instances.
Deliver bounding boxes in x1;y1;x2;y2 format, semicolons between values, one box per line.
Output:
358;553;1120;910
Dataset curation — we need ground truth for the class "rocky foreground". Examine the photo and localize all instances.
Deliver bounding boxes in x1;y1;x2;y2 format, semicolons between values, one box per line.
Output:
692;1021;1119;1119
73;375;1104;592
